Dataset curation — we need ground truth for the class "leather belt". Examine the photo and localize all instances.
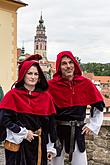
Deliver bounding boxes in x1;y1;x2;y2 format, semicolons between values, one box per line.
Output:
57;120;84;127
34;128;42;165
57;120;84;162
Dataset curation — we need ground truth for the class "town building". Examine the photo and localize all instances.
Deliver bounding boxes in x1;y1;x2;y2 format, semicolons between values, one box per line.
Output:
34;13;47;62
0;0;27;93
34;14;53;79
83;72;110;98
83;72;110;114
18;14;54;79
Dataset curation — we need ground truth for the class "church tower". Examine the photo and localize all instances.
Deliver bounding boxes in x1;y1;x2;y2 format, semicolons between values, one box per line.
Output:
34;13;47;62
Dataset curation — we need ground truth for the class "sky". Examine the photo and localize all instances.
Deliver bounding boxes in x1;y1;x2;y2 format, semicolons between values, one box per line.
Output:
17;0;110;63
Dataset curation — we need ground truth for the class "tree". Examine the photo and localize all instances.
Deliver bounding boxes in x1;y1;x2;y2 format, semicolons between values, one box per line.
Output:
82;63;110;76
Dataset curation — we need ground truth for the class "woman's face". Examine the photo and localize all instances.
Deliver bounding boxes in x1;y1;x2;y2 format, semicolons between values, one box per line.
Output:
24;65;39;91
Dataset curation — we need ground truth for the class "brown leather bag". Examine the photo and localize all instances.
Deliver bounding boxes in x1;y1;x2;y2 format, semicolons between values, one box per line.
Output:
4;140;20;152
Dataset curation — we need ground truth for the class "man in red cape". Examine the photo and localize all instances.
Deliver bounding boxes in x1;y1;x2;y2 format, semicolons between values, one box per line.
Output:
48;51;105;165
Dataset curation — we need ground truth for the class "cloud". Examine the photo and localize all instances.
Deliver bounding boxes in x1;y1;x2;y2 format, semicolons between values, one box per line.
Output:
17;0;110;63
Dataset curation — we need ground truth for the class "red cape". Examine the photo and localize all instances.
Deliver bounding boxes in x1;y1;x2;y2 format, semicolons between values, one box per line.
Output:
0;59;56;115
0;88;56;116
48;51;104;108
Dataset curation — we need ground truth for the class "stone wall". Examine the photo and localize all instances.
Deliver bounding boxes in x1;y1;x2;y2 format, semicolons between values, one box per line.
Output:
0;126;110;165
86;126;110;165
64;126;110;165
0;143;5;165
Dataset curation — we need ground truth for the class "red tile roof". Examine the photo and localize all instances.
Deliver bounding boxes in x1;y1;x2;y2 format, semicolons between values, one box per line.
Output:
83;72;110;84
94;76;110;84
83;72;94;80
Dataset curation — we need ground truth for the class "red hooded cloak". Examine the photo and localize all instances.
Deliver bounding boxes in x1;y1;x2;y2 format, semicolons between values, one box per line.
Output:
0;60;56;115
48;51;104;108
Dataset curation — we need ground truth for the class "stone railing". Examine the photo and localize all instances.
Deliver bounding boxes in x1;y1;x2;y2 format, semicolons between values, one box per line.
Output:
64;125;110;165
86;126;110;165
0;143;5;165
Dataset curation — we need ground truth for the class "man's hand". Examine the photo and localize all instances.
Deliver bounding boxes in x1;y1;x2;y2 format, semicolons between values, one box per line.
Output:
82;126;92;135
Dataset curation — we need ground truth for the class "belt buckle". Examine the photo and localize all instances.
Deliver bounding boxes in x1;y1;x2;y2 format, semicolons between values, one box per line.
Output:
70;120;75;126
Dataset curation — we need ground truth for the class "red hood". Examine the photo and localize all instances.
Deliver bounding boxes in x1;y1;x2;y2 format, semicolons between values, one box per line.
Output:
54;51;82;79
17;60;39;83
48;51;104;108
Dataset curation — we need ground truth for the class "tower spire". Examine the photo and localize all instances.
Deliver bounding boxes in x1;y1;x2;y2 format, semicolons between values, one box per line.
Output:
34;13;47;62
34;13;52;80
39;11;43;24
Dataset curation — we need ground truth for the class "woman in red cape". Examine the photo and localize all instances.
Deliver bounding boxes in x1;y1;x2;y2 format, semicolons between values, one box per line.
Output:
48;51;105;165
0;55;56;165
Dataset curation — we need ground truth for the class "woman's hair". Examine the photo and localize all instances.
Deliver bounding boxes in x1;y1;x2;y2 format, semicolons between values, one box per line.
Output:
35;64;48;91
15;63;48;91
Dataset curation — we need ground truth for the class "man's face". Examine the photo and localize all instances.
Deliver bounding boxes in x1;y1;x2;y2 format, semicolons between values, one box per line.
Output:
60;56;75;80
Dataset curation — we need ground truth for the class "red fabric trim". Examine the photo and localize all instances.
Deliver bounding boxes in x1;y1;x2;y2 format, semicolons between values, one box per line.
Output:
48;51;104;108
0;88;56;115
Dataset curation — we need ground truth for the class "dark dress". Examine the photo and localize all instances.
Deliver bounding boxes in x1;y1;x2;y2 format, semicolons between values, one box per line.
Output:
0;109;56;165
55;101;104;154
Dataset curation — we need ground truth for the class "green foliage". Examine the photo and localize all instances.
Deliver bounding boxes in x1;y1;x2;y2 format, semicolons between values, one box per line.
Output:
82;63;110;76
75;56;81;64
0;86;4;101
75;56;110;76
104;94;109;98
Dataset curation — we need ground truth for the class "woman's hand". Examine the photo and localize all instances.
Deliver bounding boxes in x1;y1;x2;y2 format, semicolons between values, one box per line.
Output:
82;126;92;135
26;130;38;142
47;152;53;161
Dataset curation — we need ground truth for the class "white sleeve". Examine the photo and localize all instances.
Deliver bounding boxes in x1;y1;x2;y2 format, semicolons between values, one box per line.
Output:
85;108;103;135
6;127;28;144
47;135;56;157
